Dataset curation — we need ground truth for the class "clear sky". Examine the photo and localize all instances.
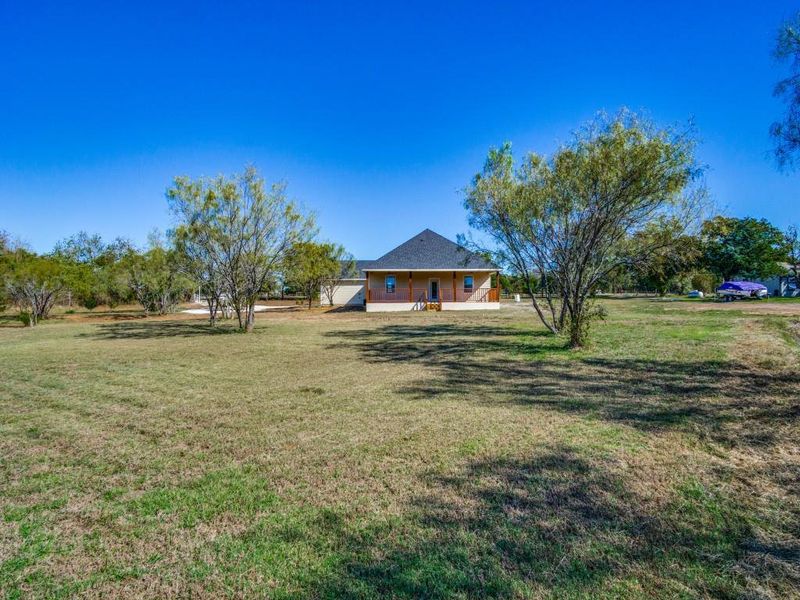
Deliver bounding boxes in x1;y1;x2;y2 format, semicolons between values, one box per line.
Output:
1;0;798;257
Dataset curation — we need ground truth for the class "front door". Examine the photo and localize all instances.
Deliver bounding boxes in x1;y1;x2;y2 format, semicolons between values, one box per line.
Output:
429;279;439;301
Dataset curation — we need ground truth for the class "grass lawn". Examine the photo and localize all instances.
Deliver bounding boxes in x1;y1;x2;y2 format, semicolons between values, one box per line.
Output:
1;300;798;598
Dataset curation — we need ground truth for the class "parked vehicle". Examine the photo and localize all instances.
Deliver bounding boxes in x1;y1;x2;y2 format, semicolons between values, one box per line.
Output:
716;281;768;301
687;290;704;298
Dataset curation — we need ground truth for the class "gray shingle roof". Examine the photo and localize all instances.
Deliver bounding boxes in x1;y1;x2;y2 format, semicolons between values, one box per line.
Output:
362;229;496;271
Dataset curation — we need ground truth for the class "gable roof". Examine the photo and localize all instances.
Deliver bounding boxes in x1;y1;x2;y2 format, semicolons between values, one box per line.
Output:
363;229;496;271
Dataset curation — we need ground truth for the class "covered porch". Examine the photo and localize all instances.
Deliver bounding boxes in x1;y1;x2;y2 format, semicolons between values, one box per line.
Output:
364;270;500;311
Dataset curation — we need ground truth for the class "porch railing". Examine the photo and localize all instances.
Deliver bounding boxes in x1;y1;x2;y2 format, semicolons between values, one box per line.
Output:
369;289;412;302
368;286;500;303
452;288;500;302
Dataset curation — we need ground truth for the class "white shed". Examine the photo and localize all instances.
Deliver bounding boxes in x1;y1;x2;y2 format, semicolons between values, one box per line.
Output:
319;261;372;306
320;279;365;306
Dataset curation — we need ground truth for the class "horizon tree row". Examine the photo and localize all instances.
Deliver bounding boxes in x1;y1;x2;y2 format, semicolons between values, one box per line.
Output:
0;168;356;330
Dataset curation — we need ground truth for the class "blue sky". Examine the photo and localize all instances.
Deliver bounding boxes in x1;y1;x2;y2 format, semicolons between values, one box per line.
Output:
1;0;798;257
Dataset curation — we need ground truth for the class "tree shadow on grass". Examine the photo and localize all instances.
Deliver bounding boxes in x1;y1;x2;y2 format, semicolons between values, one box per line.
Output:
330;323;570;361
307;444;749;598
322;322;800;594
71;310;148;321
0;314;24;328
325;323;799;450
79;320;242;340
326;305;366;313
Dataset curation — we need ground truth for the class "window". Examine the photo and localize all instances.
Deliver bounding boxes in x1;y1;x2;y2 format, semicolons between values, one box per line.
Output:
464;275;474;291
385;274;396;293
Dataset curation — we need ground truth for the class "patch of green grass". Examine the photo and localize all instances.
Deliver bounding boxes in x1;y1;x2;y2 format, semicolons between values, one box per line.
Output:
559;418;647;457
129;467;277;528
761;315;800;349
671;477;748;551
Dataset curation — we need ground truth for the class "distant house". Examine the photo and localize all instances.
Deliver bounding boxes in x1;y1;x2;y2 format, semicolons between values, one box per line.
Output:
752;263;799;297
321;229;501;311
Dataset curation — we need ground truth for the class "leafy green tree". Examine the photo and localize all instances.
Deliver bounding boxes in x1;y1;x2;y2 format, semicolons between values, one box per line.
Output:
632;225;701;295
3;250;69;326
53;231;106;263
166;181;231;326
464;111;704;347
772;13;800;168
285;242;350;308
786;225;800;285
499;273;538;295
167;167;314;332
0;230;13;311
53;232;133;309
700;216;788;281
121;241;191;316
0;230;11;254
689;270;718;294
319;246;356;307
0;233;10;312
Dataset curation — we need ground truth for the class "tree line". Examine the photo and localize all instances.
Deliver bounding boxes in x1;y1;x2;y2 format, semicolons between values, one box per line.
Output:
1;167;355;331
498;213;795;298
594;215;792;296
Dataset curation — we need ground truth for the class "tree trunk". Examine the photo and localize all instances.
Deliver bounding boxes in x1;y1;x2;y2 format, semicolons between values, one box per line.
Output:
567;297;587;349
569;323;583;348
526;281;558;334
245;302;255;332
206;296;217;326
234;304;245;330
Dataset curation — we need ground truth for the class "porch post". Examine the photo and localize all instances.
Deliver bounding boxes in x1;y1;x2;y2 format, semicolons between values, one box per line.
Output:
452;272;457;302
496;271;501;301
366;272;370;303
408;271;413;302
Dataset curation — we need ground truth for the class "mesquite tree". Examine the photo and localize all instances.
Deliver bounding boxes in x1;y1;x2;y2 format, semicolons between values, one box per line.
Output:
168;167;313;332
631;225;701;296
167;182;230;326
53;232;133;309
3;250;68;326
772;13;800;168
464;112;705;347
321;252;357;306
286;242;353;308
121;242;189;315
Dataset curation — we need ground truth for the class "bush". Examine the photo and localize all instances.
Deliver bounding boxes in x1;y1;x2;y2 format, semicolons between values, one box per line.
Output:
690;270;719;294
19;312;31;326
81;295;100;310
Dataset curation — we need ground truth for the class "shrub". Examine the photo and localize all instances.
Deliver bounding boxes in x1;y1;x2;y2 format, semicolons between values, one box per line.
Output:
690;270;719;294
81;295;100;310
